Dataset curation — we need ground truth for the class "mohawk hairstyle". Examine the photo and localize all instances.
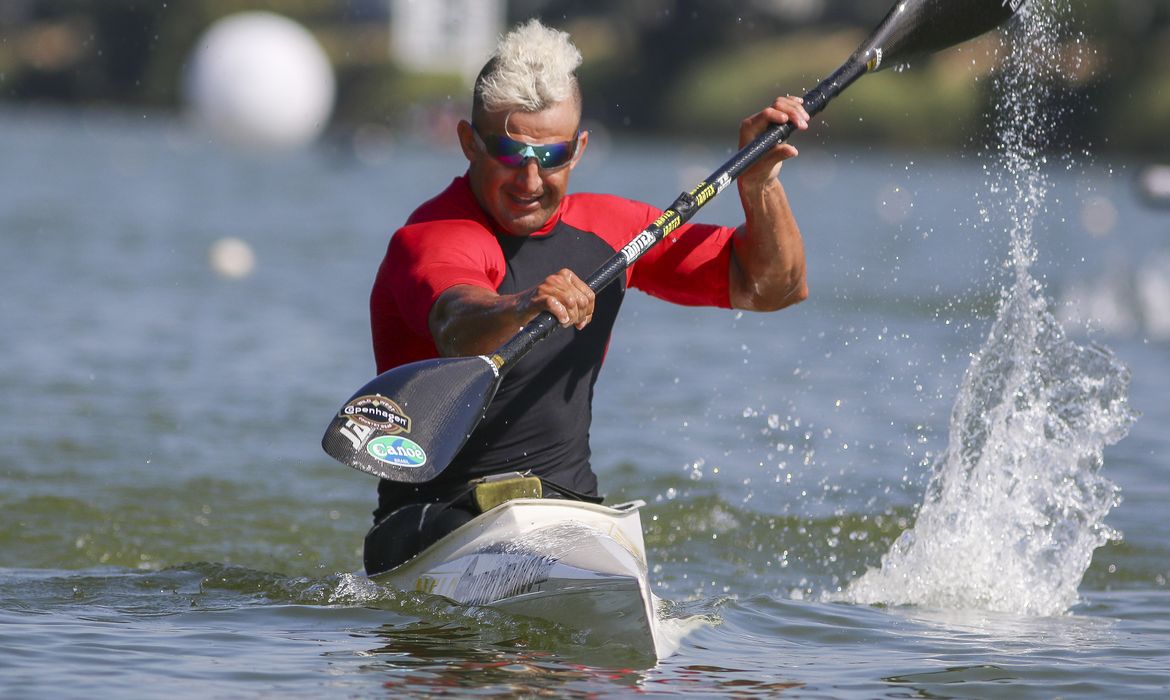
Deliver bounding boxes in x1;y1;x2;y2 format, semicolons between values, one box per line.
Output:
472;19;582;120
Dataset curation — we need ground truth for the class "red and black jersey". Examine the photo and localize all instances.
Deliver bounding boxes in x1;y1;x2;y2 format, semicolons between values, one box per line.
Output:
370;175;735;515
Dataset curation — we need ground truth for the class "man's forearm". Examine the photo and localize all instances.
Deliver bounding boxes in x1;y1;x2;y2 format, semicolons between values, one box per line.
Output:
730;176;808;311
429;285;528;357
429;269;596;356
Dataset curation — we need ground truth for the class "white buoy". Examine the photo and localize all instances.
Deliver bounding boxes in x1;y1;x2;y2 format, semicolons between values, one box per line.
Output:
209;237;256;279
1137;164;1170;207
184;12;335;151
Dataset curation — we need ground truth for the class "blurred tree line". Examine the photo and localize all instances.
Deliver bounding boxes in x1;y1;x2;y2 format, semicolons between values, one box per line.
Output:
0;0;1167;155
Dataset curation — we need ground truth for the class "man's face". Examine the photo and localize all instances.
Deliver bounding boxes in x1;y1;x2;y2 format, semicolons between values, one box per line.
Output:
459;99;587;237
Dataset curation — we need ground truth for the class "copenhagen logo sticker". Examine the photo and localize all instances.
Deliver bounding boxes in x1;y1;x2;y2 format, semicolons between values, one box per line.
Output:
341;395;412;434
366;435;427;468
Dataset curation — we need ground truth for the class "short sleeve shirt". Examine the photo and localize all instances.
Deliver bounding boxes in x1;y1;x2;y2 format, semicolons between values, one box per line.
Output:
370;175;735;512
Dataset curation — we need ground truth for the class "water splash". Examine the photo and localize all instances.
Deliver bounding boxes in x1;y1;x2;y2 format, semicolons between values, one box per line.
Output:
836;0;1136;616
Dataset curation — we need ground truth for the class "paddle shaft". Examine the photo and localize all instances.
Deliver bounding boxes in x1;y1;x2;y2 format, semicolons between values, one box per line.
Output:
489;59;868;371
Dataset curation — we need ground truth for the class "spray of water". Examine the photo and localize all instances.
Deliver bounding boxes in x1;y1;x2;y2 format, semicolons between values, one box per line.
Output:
836;0;1136;616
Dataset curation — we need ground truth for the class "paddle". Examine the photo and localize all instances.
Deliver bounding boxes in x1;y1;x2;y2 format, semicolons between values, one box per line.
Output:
323;0;1030;483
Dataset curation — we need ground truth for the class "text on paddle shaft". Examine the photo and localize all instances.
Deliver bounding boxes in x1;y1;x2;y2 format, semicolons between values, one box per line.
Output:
617;175;731;266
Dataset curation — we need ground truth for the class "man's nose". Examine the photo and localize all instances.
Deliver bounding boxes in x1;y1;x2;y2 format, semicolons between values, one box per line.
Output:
514;159;542;189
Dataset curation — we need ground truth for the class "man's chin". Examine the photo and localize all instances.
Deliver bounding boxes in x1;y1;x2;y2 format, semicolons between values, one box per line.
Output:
497;210;551;237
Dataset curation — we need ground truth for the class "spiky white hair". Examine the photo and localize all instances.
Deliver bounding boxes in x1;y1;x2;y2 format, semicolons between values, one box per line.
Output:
475;19;582;114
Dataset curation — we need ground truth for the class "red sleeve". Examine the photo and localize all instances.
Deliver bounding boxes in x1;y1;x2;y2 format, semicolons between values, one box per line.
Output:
381;223;501;336
370;221;503;372
559;193;735;307
629;219;735;308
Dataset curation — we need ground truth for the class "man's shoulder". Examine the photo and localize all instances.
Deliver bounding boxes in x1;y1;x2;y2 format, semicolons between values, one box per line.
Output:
564;191;653;217
561;192;657;243
392;176;494;246
404;175;486;227
392;217;495;258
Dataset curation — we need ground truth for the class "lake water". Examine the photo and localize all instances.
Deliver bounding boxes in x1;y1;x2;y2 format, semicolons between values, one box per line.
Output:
3;22;1170;697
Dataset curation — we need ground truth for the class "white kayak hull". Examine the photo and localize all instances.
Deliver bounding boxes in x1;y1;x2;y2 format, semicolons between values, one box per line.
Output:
368;498;665;659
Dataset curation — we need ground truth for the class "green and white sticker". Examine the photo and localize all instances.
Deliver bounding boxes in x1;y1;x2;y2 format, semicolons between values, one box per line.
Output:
366;435;427;468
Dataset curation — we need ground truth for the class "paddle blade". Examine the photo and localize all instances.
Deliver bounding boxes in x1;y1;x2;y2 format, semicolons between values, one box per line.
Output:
861;0;1027;71
321;355;502;483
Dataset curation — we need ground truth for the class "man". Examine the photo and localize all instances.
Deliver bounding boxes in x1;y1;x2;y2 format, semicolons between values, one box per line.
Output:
363;19;809;575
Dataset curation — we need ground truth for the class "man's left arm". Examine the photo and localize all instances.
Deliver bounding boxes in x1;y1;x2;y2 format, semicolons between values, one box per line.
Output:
729;96;811;311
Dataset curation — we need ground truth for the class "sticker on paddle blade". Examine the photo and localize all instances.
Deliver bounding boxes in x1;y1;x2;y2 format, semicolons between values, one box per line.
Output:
340;395;412;434
366;435;427;469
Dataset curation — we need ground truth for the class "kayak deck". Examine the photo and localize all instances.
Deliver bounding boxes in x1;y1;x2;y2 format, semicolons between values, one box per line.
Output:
368;498;665;658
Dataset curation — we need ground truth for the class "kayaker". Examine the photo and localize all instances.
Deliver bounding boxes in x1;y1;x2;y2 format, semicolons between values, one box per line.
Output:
363;18;810;575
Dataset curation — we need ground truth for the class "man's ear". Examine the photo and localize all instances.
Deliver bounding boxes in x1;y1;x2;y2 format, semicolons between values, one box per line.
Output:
569;130;588;170
456;120;477;162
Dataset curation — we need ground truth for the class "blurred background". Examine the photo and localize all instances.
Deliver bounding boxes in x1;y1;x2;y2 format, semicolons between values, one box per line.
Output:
1;0;1166;157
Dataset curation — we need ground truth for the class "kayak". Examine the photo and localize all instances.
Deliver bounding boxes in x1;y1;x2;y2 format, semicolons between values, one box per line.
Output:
367;497;668;659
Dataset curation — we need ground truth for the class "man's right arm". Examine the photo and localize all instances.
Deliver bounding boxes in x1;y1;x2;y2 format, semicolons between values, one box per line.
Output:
428;269;596;357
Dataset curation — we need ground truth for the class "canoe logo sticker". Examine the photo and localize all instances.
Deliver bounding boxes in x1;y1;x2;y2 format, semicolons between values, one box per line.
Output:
366;435;427;468
341;395;411;434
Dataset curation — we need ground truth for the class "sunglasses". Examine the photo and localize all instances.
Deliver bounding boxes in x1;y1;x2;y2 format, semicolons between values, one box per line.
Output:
471;124;582;170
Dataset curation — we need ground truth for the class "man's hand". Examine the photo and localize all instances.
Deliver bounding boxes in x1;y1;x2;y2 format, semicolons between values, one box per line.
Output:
525;268;595;330
738;96;809;188
429;269;595;357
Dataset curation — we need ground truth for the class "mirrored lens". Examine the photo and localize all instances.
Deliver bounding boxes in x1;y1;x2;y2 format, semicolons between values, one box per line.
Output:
475;130;577;169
